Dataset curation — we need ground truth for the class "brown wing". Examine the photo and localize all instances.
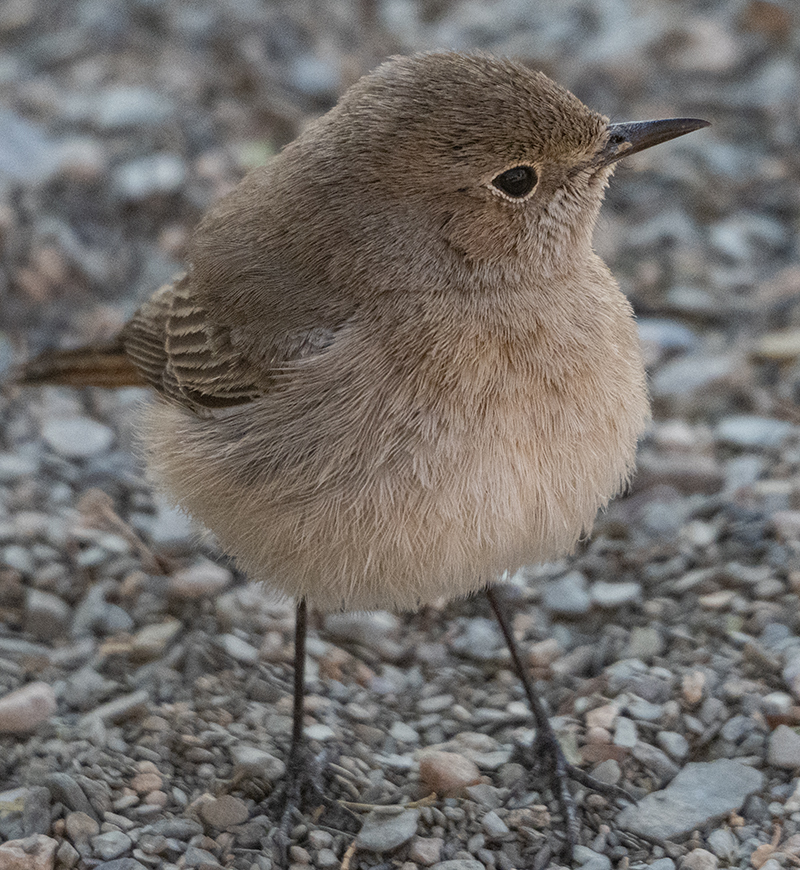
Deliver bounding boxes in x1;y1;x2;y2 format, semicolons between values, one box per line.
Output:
122;275;265;411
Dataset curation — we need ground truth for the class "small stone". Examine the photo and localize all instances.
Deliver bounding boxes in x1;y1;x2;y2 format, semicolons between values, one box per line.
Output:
768;724;800;769
409;836;443;866
590;580;642;608
681;848;719;870
389;721;419;744
0;682;56;733
542;570;591;615
429;862;485;870
682;670;706;704
706;828;739;863
625;626;666;660
590;759;621;786
0;835;58;870
586;704;619;730
480;810;509;839
356;808;420;853
613;716;637;748
168;560;232;599
24;589;70;640
114;154;186;201
288;845;311;864
528;637;562;668
617;759;764;840
41;417;114;459
773;512;800;542
130;772;162;796
230;746;286;783
656;731;690;761
316;848;338;869
130;620;181;660
716;415;794;450
573;844;612;870
419;752;482;798
65;811;100;843
218;634;259;665
305;723;336;741
91;831;132;860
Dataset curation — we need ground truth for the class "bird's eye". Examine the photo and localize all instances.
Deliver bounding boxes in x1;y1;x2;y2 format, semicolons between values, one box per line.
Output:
491;165;537;198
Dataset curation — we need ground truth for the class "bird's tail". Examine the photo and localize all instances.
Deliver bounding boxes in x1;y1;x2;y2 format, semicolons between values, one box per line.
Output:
14;339;146;389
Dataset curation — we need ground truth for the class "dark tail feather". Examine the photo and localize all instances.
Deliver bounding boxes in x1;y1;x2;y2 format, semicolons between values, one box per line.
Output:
14;339;147;389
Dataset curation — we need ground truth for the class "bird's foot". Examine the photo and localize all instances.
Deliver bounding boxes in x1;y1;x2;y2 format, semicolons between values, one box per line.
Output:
509;726;633;860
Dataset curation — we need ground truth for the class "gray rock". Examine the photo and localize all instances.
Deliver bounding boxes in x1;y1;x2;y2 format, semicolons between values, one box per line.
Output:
93;861;148;870
542;570;591;615
573;845;612;870
590;580;642;608
480;810;509;838
681;848;719;870
637;317;698;353
632;741;680;784
0;453;39;483
767;724;800;769
656;730;690;761
41;417;114;459
450;617;502;661
430;862;486;870
716;415;795;450
44;774;96;818
356;808;420;852
91;831;132;860
114;154;186;201
0;108;61;185
24;589;70;639
650;352;739;400
91;87;175;131
648;860;676;870
616;759;764;839
706;828;739;862
218;634;259;665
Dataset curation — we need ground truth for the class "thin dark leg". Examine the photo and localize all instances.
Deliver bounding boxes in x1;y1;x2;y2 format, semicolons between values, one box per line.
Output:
485;585;630;859
291;597;307;754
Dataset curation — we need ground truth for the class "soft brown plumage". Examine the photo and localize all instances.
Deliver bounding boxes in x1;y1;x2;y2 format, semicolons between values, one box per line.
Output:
17;53;705;613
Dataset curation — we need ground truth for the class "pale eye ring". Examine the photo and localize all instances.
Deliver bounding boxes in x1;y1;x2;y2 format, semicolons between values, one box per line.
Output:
491;165;538;198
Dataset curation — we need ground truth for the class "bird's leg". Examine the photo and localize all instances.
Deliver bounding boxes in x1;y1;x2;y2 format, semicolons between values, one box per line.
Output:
267;599;332;831
485;585;631;858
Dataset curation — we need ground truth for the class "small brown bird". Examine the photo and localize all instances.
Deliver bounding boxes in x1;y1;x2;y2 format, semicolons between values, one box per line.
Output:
17;52;707;853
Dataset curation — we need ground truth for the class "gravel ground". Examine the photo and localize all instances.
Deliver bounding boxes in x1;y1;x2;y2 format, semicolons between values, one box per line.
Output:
1;2;800;869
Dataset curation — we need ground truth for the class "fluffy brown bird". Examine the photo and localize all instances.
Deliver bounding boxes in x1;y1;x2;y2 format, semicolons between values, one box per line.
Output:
17;52;708;854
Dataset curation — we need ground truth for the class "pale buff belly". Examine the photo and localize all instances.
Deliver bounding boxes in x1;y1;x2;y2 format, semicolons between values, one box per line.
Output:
141;358;648;611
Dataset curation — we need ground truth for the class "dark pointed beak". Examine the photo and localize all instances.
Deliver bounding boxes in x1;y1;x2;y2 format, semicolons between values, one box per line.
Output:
597;117;710;167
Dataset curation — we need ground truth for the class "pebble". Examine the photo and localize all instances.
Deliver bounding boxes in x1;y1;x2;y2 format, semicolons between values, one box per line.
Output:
217;634;259;665
24;589;71;639
542;570;591;615
0;682;56;733
706;828;739;863
656;730;690;761
65;811;100;843
613;716;637;748
681;848;719;870
356;808;420;853
590;580;641;608
429;862;485;870
40;417;114;459
716;416;795;450
0;835;58;870
573;845;612;870
168;559;233;599
199;795;249;829
767;724;800;769
480;810;509;839
617;759;764;839
409;836;444;866
419;752;482;797
113;153;187;201
91;831;132;861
